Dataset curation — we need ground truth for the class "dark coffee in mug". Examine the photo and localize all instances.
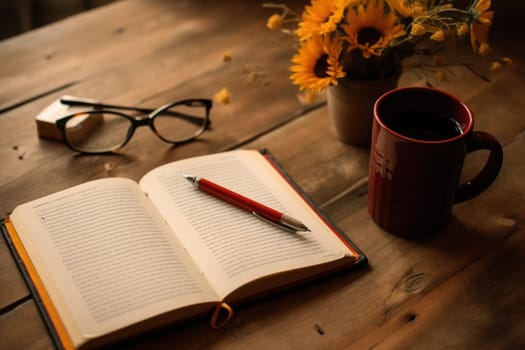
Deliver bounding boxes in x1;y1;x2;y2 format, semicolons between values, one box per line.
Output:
383;111;463;141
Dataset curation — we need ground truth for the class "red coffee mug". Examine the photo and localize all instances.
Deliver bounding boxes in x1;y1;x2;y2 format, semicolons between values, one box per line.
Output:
368;87;503;236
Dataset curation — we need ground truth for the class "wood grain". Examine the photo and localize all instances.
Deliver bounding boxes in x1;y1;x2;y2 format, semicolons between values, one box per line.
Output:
1;0;524;349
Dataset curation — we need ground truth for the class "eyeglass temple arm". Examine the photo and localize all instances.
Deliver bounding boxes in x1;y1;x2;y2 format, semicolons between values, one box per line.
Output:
60;96;210;127
60;96;156;114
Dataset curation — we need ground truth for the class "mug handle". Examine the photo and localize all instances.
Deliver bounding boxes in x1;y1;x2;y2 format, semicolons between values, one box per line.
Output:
455;131;503;203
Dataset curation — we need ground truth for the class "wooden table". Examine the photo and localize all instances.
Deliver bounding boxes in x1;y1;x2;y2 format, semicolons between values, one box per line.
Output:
1;1;524;349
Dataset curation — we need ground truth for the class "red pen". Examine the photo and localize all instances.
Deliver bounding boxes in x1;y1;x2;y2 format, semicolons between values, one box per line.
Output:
183;175;310;233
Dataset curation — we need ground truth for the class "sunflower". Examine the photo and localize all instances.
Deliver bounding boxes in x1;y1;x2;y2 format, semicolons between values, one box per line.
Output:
290;35;346;91
342;0;405;59
470;0;493;54
296;0;356;40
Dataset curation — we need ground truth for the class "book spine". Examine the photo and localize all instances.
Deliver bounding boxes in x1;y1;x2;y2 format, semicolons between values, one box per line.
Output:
1;218;68;350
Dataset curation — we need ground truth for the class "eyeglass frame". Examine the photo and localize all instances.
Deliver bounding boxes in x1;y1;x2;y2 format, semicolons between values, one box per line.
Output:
55;97;213;154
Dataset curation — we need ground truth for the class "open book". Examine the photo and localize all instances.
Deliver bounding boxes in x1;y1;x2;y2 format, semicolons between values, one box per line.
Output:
1;149;366;349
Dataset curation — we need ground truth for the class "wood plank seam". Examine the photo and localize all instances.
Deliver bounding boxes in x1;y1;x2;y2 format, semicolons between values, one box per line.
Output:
0;294;31;315
0;80;79;115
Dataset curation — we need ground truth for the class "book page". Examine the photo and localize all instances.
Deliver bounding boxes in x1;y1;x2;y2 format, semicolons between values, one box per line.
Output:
10;178;218;344
139;150;354;299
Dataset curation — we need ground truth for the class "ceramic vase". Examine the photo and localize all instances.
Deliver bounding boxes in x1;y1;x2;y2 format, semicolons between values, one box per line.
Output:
327;74;400;147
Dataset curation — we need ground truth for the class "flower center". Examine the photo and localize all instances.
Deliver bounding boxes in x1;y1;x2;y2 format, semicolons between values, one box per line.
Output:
314;54;330;78
357;27;382;45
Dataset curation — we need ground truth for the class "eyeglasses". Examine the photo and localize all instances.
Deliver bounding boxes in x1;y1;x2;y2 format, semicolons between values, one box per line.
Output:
56;96;212;154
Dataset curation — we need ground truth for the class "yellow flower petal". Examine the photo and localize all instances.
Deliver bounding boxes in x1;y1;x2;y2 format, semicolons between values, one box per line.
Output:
411;23;426;36
267;14;282;30
222;51;232;63
298;89;320;104
430;30;445;42
489;62;501;72
478;43;491;55
457;23;468;37
214;87;231;104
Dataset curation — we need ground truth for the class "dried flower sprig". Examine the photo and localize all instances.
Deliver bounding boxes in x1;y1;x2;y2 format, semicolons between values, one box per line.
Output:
214;50;271;105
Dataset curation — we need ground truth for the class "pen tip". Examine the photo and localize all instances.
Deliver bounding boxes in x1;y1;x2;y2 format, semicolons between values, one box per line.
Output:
182;175;199;186
297;223;311;232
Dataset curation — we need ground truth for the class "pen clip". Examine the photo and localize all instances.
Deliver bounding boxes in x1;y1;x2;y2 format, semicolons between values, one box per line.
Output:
252;212;298;233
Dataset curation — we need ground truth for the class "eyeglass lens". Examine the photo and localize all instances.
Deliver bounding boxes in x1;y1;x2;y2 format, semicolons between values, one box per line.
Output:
63;112;131;153
152;102;208;143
